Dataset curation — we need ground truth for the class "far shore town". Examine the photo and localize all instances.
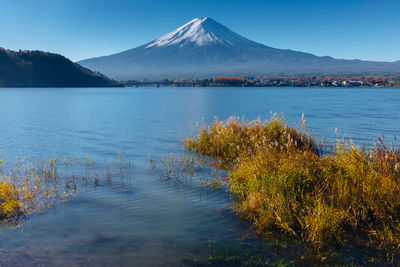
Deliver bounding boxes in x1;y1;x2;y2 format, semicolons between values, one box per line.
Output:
124;75;400;88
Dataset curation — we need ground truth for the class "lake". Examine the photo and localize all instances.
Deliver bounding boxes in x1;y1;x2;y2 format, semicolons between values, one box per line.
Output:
0;87;399;265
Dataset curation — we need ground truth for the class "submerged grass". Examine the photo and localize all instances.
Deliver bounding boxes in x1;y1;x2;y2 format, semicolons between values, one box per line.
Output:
184;247;294;267
0;155;132;224
185;115;400;263
152;152;228;191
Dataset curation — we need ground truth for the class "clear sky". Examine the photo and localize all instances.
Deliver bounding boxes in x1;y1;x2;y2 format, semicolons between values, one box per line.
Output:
1;0;399;62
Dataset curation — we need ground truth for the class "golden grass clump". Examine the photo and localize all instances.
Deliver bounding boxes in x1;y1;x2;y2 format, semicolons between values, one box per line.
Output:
185;116;317;164
185;116;400;251
0;157;58;221
0;180;30;219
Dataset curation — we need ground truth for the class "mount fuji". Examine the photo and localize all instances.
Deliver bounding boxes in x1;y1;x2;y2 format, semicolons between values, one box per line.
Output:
79;17;400;80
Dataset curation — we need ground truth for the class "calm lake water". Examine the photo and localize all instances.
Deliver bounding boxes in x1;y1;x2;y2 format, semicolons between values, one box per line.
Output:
0;87;399;266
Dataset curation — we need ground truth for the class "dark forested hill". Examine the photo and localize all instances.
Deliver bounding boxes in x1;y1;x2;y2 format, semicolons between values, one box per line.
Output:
0;48;117;87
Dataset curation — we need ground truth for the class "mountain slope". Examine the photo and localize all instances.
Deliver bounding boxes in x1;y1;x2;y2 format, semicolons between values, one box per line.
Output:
0;48;117;87
79;17;400;80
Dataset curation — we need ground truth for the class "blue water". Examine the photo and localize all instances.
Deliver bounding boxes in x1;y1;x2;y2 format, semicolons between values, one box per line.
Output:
0;87;399;265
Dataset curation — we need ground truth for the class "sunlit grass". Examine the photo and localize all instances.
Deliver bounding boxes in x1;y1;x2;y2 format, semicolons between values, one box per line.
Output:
185;115;400;262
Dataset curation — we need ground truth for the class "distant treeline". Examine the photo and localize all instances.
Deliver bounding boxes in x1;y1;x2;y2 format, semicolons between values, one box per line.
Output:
124;76;400;87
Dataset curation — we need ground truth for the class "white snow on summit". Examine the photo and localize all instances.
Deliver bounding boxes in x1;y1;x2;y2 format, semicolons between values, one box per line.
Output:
147;17;256;48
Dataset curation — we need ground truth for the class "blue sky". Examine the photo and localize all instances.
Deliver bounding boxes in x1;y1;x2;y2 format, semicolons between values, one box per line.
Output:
1;0;399;62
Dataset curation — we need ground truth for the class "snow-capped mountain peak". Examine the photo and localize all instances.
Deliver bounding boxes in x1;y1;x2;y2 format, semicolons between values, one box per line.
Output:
79;17;400;80
146;17;256;48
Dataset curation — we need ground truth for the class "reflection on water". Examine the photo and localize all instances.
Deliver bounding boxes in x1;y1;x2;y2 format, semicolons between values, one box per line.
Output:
0;87;400;265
